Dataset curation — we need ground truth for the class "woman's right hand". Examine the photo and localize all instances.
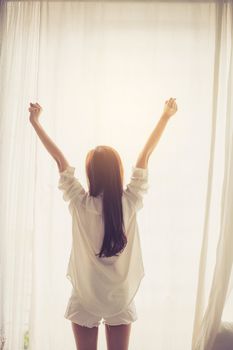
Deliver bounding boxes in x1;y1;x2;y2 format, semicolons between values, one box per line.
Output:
163;97;178;119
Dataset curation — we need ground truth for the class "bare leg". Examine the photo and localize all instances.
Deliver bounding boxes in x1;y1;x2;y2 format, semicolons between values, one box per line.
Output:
105;323;132;350
71;322;99;350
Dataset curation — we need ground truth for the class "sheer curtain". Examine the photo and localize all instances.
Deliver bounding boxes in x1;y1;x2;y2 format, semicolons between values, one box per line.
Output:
192;2;233;349
0;1;232;349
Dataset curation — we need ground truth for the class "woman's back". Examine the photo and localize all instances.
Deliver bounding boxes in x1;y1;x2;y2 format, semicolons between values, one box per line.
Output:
58;164;149;317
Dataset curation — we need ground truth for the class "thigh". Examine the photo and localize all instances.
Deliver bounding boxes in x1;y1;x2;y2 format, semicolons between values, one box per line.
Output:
72;322;99;350
105;323;132;350
103;300;137;350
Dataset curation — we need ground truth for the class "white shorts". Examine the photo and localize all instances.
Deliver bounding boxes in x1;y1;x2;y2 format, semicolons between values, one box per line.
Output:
64;289;138;328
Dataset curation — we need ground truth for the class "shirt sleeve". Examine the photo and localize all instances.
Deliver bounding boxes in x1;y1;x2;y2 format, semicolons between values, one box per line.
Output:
58;165;86;205
124;165;149;211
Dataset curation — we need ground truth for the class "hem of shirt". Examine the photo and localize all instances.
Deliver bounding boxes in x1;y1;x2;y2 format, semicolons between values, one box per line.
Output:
108;272;145;317
59;165;75;175
132;165;148;176
66;271;145;318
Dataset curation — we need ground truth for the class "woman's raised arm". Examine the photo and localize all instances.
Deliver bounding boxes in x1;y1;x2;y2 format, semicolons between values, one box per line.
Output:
135;97;178;169
29;102;69;173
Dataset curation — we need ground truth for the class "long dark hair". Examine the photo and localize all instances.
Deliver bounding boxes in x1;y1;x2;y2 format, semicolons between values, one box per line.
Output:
85;145;127;258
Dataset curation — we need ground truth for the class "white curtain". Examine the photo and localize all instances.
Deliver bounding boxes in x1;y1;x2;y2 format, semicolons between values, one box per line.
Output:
0;1;232;349
192;2;233;349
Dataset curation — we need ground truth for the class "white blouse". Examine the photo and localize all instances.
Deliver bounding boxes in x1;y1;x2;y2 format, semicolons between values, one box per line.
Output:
58;164;149;317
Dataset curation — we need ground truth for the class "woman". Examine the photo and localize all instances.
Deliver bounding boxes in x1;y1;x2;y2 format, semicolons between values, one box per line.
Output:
29;97;178;350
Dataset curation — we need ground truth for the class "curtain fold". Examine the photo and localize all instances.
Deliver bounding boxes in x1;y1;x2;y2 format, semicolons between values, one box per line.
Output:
0;2;41;349
0;1;232;350
192;2;233;349
0;1;12;349
191;2;224;343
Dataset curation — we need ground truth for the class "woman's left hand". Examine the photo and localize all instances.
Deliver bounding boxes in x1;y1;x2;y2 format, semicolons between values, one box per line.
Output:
29;102;42;122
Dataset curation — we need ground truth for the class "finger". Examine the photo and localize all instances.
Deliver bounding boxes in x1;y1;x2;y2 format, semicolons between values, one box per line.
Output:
36;102;41;108
171;98;176;106
168;98;173;106
31;102;40;108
